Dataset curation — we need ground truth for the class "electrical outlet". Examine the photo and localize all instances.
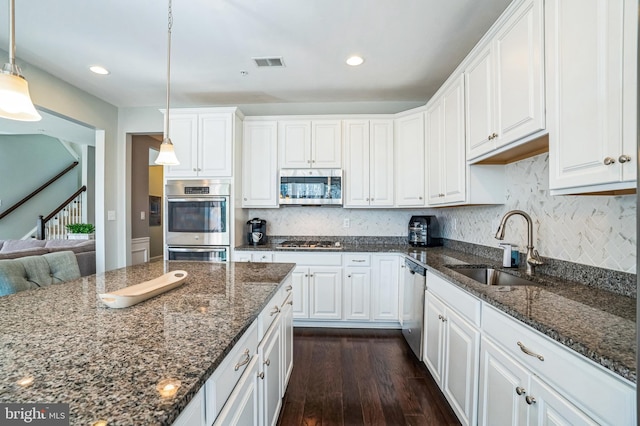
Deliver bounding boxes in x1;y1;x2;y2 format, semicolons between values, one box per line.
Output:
343;218;350;228
107;210;116;221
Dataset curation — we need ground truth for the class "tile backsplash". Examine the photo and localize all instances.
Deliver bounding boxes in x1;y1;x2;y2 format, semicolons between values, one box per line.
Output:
249;153;636;273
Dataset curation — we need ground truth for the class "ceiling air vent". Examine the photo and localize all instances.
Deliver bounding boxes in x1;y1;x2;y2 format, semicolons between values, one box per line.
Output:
253;57;285;67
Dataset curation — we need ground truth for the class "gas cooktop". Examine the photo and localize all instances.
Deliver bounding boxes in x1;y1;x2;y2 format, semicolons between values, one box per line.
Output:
276;240;342;250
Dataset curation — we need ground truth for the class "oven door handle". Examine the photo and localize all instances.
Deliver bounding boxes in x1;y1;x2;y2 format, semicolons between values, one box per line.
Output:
167;197;227;203
167;247;227;253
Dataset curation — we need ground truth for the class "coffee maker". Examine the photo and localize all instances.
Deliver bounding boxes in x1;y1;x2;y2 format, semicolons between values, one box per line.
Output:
246;218;268;245
408;215;443;247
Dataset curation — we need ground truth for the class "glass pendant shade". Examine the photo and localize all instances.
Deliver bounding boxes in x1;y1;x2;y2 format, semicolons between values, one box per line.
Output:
155;137;180;165
0;66;41;122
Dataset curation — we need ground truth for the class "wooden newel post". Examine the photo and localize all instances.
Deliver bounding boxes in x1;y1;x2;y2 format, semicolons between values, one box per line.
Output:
36;215;45;240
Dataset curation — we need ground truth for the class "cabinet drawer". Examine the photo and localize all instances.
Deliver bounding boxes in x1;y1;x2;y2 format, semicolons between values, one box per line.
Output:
482;304;635;425
252;252;273;262
427;271;481;327
343;253;371;266
205;321;258;425
258;287;285;339
272;252;342;266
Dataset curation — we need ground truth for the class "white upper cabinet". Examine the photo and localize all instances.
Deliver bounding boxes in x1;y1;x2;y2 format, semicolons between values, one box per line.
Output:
165;110;235;178
546;0;638;194
394;111;426;207
278;120;341;168
426;75;466;206
242;121;278;208
343;119;394;207
465;0;545;161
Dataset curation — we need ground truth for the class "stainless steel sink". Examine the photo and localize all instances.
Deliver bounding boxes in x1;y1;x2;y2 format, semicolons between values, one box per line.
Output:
448;267;539;287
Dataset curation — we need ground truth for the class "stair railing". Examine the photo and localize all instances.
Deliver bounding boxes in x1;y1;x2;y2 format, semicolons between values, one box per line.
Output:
0;161;79;221
36;186;86;240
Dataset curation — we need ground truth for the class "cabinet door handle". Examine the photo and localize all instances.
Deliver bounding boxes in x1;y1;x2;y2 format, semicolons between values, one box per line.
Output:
517;341;544;361
603;156;616;165
258;372;264;380
437;314;446;322
347;274;351;278
264;359;271;367
525;396;536;405
270;306;281;316
352;259;366;263
193;168;197;171
285;285;293;292
234;349;251;371
419;196;423;200
619;154;631;163
243;198;247;201
287;300;293;305
515;386;526;396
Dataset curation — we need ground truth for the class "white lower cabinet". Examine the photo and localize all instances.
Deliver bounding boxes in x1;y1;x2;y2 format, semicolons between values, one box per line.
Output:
281;293;294;390
309;267;342;320
271;253;343;322
213;356;260;426
480;304;636;426
371;255;400;321
258;317;282;426
343;266;371;320
423;289;480;426
343;253;371;321
479;335;598;426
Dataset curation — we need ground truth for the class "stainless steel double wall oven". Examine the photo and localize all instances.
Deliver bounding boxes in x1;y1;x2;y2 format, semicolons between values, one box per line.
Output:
165;180;230;262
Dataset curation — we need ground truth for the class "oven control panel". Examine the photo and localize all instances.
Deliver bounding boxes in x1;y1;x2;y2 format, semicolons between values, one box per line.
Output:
184;187;210;195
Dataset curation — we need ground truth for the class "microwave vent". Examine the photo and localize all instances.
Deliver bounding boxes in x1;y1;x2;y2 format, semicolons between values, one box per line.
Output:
253;57;285;67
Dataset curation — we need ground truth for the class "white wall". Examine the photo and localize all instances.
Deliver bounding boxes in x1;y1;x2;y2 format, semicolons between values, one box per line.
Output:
15;51;118;272
251;153;636;274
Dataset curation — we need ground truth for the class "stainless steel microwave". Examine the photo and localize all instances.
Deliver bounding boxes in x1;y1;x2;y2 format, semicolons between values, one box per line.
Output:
279;169;342;205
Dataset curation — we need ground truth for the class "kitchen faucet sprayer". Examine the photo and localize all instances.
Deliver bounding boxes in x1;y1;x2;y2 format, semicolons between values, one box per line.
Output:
494;210;543;275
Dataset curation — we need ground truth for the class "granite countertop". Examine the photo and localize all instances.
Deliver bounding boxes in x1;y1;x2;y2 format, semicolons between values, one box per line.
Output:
0;260;295;425
237;243;637;383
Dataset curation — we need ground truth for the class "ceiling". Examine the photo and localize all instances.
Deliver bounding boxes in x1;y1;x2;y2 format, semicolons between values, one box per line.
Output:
0;0;512;110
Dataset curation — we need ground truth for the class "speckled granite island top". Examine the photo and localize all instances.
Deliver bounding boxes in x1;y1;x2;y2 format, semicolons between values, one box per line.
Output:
0;261;295;425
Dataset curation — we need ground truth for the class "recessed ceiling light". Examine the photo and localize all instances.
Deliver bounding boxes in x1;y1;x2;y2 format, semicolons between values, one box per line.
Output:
89;65;110;75
346;56;364;66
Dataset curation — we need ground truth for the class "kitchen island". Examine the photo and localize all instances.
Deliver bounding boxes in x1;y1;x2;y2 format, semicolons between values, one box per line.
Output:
0;260;295;425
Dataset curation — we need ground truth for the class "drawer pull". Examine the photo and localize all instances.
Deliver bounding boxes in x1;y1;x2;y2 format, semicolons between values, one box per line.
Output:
515;386;526;396
270;306;281;316
352;259;366;263
517;341;544;361
285;285;293;292
525;396;537;405
234;349;251;371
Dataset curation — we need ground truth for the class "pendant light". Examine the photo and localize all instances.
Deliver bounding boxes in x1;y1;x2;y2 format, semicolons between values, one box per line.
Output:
0;0;41;121
155;0;180;165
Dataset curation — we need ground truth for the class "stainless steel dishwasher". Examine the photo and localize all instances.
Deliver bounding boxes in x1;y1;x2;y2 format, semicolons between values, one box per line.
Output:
402;258;426;359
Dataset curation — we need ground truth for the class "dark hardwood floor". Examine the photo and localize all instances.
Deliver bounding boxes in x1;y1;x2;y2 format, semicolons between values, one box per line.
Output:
278;328;461;426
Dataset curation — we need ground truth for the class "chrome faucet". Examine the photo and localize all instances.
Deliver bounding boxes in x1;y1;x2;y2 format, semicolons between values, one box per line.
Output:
495;210;543;275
